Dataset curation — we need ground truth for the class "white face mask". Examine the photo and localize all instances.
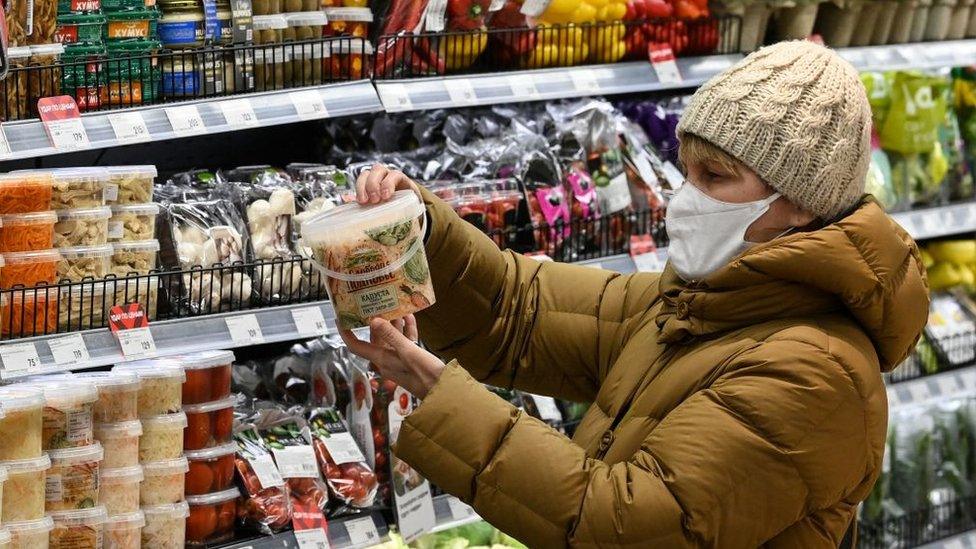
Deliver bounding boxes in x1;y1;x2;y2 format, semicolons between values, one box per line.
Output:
665;182;781;282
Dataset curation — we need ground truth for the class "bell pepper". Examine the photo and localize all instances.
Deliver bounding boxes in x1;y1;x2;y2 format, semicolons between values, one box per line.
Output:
489;0;536;62
674;0;708;19
436;30;489;70
446;0;492;30
586;21;626;62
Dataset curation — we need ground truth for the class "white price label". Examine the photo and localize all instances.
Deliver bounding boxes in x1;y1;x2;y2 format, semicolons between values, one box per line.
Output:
104;183;119;202
633;250;667;273
107;221;124;240
293;528;330;549
344;516;380;546
249;454;285;489
520;0;548;16
531;395;562;422
0;342;41;373
291;91;328;120
649;45;682;84
116;326;157;359
272;445;318;478
380;84;413;112
508;75;540;99
447;497;477;521
0;125;12;158
166;105;206;136
220;99;258;128
46;118;90;150
292;307;328;338
319;431;366;465
109;112;150;143
226;314;265;345
48;334;90;366
445;79;477;106
569;69;600;93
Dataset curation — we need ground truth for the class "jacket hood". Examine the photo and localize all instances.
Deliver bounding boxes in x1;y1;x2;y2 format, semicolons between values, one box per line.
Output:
656;199;930;371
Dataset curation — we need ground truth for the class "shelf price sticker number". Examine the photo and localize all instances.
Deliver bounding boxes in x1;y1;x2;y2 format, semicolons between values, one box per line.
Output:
0;342;41;374
226;314;265;345
445;79;477;106
569;69;600;94
292;307;328;338
345;516;380;547
220;99;258;129
109;304;157;359
38;96;90;151
290;90;328;120
166;105;206;136
648;44;682;85
48;334;91;366
294;528;330;549
109;111;150;143
380;84;413;112
508;75;540;99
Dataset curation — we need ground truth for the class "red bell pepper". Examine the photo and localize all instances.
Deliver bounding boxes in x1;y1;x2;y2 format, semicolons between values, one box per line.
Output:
446;0;492;30
489;0;535;64
375;0;430;77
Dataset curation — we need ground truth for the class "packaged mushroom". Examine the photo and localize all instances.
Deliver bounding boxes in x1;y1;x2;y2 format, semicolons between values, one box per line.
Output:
244;184;303;302
57;244;113;281
108;203;159;242
54;207;112;248
110;240;159;277
105;166;157;205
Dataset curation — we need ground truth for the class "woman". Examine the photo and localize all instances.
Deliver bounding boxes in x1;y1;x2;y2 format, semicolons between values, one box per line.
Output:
340;41;929;547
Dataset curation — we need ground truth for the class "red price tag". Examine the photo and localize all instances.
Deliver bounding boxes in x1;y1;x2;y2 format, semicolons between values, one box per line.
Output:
648;44;682;85
37;96;90;151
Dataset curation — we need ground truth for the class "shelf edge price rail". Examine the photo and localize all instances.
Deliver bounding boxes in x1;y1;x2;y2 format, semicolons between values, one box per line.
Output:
0;342;42;376
110;304;158;360
38;96;91;151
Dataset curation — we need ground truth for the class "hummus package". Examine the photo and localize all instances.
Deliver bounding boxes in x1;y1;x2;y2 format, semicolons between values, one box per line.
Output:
300;190;434;329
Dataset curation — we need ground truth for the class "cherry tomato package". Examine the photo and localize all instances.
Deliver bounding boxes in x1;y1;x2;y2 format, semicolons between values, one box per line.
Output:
368;373;399;508
308;407;377;511
233;425;293;534
255;412;330;518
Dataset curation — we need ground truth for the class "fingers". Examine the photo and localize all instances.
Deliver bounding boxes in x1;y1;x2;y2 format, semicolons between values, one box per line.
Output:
355;165;418;205
338;328;387;364
370;318;418;354
404;314;419;342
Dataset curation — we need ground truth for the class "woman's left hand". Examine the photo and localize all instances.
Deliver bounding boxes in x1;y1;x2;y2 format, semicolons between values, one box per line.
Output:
339;315;445;399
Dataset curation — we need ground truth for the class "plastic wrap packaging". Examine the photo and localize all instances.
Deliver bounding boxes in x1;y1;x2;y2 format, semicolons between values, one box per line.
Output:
307;407;377;510
234;424;293;534
368;373;398;507
254;410;330;517
45;443;103;511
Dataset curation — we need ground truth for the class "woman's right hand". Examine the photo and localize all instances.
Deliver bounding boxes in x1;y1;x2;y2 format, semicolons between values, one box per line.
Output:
355;164;419;205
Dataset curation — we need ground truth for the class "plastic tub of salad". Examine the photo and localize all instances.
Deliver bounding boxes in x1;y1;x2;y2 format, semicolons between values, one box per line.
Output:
180;350;234;405
0;173;55;214
1;454;51;522
140;412;187;461
185;487;239;546
0;386;44;460
104;510;143;549
25;379;98;450
6;516;54;549
46;443;103;511
76;371;141;423
105;166;157;205
93;420;142;468
0;211;57;252
108;203;159;242
110;239;158;277
0;249;61;288
0;528;9;549
49;505;108;549
0;290;58;337
300;189;434;329
140;457;188;505
99;465;142;514
54;207;112;248
141;501;188;549
56;244;114;282
185;442;236;496
113;359;185;416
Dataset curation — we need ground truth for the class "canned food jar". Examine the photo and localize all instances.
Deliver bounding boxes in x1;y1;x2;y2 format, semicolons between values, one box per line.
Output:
183;396;236;451
184;442;237;495
322;7;371;37
158;0;206;48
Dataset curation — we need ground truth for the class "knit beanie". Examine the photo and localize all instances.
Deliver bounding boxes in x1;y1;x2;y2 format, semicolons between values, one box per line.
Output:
676;40;872;220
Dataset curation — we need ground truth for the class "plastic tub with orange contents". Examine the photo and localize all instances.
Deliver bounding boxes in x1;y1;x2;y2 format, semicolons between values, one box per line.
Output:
0;291;59;338
179;350;234;405
185;442;237;496
0;212;57;252
185;487;239;547
100;465;143;514
0;249;61;288
183;396;237;451
322;7;371;37
0;173;55;215
327;37;372;80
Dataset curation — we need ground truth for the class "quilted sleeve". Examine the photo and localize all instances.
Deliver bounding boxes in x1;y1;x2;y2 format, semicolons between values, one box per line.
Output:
414;186;659;403
394;342;879;547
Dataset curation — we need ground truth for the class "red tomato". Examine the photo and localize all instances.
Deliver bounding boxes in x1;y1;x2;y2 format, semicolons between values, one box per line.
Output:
216;499;237;532
214;455;236;490
186;461;215;495
210;365;232;401
182;370;211;406
398;393;409;410
186;506;218;542
185;412;212;450
214;408;234;442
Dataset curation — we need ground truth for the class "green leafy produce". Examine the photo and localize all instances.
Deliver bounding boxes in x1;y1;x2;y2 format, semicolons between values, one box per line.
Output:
403;238;430;284
368;220;413;246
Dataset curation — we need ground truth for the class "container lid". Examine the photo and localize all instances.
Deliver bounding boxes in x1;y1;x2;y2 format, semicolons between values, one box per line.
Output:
330;37;373;55
56;206;113;221
1;454;52;474
105;7;161;20
286;11;327;26
178;350;235;370
105;510;145;529
302;189;423;240
59;244;115;259
183;395;238;414
323;7;373;21
187;486;241;506
252;14;288;30
185;441;237;461
0;211;57;226
106;165;158;179
110;203;160;215
141;411;187;429
142;456;189;475
142;501;190;519
15;167;109;184
74;371;140;391
100;464;144;483
57;12;107;24
0;385;45;411
1;248;62;265
114;358;185;380
50;505;109;526
112;239;160;253
49;442;104;465
0;465;8;483
30;43;65;56
0;172;54;188
5;516;55;535
21;378;99;407
7;47;31;60
0;528;10;545
94;419;143;438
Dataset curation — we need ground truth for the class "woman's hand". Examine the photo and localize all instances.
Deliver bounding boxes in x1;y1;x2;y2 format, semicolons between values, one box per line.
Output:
339;315;445;399
355;164;419;205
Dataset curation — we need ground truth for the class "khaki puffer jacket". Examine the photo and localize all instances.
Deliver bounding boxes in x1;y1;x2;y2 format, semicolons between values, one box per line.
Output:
394;188;929;548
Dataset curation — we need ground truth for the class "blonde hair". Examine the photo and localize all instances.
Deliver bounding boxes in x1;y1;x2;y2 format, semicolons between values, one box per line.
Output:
678;133;743;178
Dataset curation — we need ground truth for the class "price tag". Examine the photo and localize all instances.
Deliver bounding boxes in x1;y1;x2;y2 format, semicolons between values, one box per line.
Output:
445;79;477;106
319;431;366;464
226;314;265;345
344;516;380;546
165;105;206;136
272;445;318;478
0;342;41;373
508;75;540;100
447;497;477;521
633;250;667;273
0;125;12;158
38;96;90;151
290;90;328;120
48;334;90;366
220;99;258;128
292;307;328;338
108;111;150;143
648;44;682;84
249;454;285;489
380;84;413;112
520;0;547;16
531;395;563;422
293;528;330;549
569;69;600;93
116;326;157;359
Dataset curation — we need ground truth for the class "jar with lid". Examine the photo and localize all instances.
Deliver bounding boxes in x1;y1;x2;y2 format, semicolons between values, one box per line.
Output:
158;0;206;48
251;0;280;16
251;14;287;91
285;11;326;86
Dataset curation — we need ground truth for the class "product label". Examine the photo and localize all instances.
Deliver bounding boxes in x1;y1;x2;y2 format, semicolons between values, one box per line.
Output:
355;283;399;318
600;172;632;214
107;20;150;39
108;221;124;239
389;387;435;543
272;445;319;478
249;454;285;489
158;20;202;46
203;0;218;41
62;462;99;502
45;474;63;501
43;404;94;448
70;0;100;10
54;25;79;43
67;408;94;442
309;408;368;466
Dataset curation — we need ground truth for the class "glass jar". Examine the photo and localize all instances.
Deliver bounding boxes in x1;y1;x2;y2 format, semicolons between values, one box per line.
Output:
251;0;280;16
251;14;287;91
284;11;324;86
158;0;206;48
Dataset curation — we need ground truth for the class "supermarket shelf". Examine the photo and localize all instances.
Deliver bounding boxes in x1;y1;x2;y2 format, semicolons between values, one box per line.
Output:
0;80;383;161
431;494;482;534
578;253;638;273
887;365;976;410
838;39;976;73
217;511;389;549
920;529;976;549
376;55;743;112
0;300;338;380
891;202;976;240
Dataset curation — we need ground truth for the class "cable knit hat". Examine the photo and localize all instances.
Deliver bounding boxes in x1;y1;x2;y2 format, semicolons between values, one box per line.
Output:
676;40;872;220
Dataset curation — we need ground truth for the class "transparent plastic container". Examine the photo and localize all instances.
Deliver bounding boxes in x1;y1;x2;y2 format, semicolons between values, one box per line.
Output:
99;465;143;514
0;289;58;337
105;166;157;205
1;454;51;521
93;420;142;468
49;505;108;549
0;386;45;460
183;396;236;451
327;36;372;79
252;15;288;92
179;350;234;405
140;457;188;505
56;244;114;282
57;282;107;332
140;412;187;462
284;11;326;86
76;372;141;423
113;359;185;416
185;442;237;496
46;168;110;210
322;7;371;37
0;528;10;549
110;239;159;277
0;173;55;214
6;516;54;549
0;211;57;252
301;189;433;329
0;466;8;520
141;501;188;549
54;207;112;248
185;487;239;546
46;443;103;511
104;510;143;549
23;379;98;450
108;203;159;242
0;249;61;288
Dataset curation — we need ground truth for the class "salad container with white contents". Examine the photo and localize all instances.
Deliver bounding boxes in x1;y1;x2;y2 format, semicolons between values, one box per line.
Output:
141;456;188;505
139;412;187;462
113;359;185;416
46;443;103;511
300;190;434;329
93;420;142;468
6;516;54;549
104;510;144;549
1;454;51;522
23;379;98;450
0;528;10;549
0;386;45;460
74;371;141;423
141;501;189;549
0;467;7;520
49;505;108;549
100;465;143;515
